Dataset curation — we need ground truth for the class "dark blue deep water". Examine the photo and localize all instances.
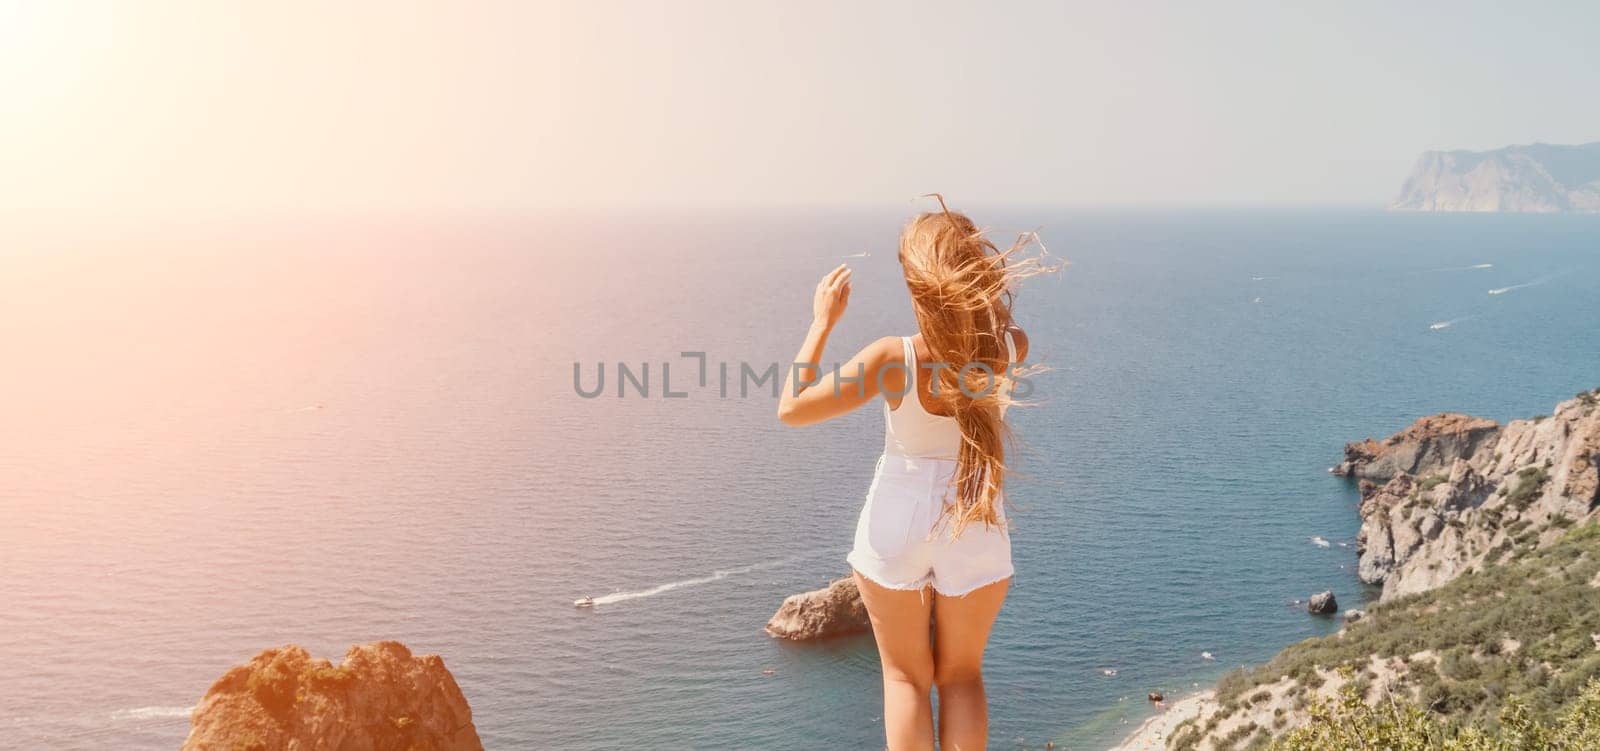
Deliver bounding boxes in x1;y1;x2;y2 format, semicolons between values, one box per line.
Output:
2;209;1597;749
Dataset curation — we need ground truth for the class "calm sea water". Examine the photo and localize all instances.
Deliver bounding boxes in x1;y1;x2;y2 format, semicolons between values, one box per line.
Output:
2;209;1597;750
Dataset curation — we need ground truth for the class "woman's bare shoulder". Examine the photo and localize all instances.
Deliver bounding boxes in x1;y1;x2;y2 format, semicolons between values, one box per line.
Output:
857;335;908;376
868;335;906;362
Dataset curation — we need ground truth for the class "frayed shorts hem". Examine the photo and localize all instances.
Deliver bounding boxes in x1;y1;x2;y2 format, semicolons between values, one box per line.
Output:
846;555;929;591
847;553;1013;598
930;568;1014;598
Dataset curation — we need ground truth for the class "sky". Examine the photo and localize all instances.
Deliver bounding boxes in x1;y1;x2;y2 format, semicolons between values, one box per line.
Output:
3;0;1599;215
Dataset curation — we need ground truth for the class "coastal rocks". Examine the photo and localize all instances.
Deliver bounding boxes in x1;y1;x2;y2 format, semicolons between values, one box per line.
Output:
1355;475;1416;584
182;641;482;751
1334;413;1501;480
1307;591;1338;615
1118;391;1600;751
1346;390;1600;602
1558;397;1600;509
765;576;870;640
1441;461;1494;511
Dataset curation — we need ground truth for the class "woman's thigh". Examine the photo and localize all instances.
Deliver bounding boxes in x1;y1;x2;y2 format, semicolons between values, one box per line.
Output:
932;577;1009;683
853;571;934;685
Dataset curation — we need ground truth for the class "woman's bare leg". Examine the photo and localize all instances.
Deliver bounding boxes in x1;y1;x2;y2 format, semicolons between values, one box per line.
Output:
932;578;1010;751
853;571;935;751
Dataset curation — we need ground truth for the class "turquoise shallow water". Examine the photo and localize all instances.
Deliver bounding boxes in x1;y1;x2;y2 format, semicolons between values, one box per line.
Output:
1;209;1597;749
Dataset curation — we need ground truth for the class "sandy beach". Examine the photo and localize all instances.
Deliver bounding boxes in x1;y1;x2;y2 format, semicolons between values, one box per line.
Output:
1106;690;1213;751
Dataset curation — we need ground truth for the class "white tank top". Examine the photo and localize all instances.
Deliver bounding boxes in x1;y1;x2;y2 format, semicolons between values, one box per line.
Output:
882;333;1016;461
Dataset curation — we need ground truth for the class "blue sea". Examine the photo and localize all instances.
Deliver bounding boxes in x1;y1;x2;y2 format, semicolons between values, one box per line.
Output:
2;209;1597;750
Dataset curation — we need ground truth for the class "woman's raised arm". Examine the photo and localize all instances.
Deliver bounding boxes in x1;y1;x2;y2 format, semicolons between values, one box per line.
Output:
776;265;901;426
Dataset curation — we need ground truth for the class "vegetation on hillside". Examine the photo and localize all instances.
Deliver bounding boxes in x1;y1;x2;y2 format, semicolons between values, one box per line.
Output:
1269;677;1600;750
1183;522;1600;750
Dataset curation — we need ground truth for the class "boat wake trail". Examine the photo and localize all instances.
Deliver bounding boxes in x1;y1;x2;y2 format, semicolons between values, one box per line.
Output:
1488;278;1549;296
1429;315;1475;330
588;556;803;606
1429;263;1494;272
110;706;193;721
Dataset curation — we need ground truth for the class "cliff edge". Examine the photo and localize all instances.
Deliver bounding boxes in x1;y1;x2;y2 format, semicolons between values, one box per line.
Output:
1336;390;1600;600
1113;390;1600;750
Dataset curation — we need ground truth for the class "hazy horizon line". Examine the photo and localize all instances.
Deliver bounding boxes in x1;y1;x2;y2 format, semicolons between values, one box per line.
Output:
1;200;1405;225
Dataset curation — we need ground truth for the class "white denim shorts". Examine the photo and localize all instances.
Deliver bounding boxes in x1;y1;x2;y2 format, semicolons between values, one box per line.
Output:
846;455;1014;597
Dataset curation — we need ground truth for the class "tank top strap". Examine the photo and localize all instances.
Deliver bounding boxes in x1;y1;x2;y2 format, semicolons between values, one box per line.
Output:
901;335;918;394
1002;328;1017;364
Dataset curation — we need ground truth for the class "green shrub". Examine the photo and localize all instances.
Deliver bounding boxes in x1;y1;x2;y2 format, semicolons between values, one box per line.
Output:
1505;467;1550;511
1218;721;1261;750
1268;678;1600;750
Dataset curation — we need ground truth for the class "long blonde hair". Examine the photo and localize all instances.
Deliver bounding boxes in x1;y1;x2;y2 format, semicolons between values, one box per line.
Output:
898;196;1054;537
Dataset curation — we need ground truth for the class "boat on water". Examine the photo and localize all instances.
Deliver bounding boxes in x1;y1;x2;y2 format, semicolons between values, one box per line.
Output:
573;596;595;608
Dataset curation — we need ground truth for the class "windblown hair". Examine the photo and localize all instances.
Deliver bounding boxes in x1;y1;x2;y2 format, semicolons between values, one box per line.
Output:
898;196;1056;538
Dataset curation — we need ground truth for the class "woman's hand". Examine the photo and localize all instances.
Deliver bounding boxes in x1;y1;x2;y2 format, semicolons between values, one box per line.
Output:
779;263;895;427
812;264;852;330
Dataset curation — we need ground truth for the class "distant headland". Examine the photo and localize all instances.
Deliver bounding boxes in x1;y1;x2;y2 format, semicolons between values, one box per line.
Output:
1391;141;1600;213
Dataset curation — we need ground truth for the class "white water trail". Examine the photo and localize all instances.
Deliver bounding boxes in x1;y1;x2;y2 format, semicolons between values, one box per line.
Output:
586;556;802;606
1428;262;1494;272
110;706;193;721
1429;315;1475;330
1488;278;1547;295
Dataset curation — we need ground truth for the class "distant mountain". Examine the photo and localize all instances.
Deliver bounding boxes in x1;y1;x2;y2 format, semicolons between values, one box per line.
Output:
1390;141;1600;212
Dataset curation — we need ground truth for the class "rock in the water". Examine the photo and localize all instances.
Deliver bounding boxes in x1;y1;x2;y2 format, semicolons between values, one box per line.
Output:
1147;691;1164;702
1307;591;1338;615
766;576;870;640
183;641;482;751
1343;609;1365;623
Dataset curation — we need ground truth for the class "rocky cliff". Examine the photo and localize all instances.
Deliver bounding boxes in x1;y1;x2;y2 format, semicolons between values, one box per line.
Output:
1114;390;1600;751
765;576;870;640
1336;390;1600;600
1390;142;1600;213
183;641;482;751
